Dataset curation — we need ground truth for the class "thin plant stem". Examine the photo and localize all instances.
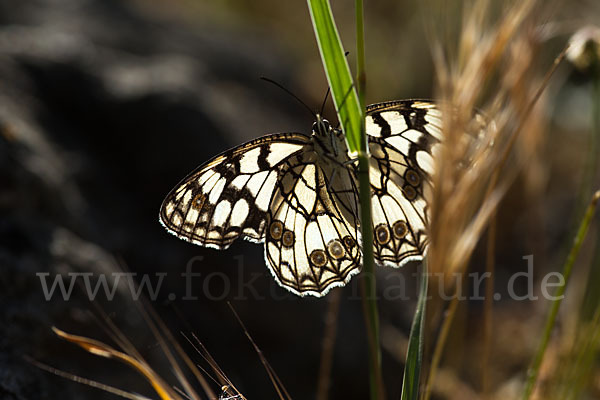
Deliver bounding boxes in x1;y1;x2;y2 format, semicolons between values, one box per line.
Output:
354;0;382;399
556;49;600;400
561;305;600;400
316;288;342;400
521;190;600;400
579;52;600;213
580;54;600;320
358;152;383;400
356;0;366;113
400;262;429;400
228;303;291;400
306;1;380;396
482;212;496;398
422;282;460;400
25;355;153;400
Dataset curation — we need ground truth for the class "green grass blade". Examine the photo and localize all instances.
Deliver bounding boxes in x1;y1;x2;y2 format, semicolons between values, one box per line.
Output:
307;0;362;152
522;191;600;400
401;262;428;400
307;2;382;399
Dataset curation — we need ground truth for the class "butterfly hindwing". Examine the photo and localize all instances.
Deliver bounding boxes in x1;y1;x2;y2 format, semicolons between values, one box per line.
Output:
264;139;362;296
365;100;441;267
159;133;311;249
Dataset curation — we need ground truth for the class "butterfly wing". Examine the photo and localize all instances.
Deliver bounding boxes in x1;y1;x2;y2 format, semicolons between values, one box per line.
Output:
264;148;362;296
159;133;311;249
365;100;442;267
160;100;450;294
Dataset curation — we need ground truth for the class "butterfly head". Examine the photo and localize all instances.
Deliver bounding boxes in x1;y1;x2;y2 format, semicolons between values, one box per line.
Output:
311;114;348;160
311;115;332;138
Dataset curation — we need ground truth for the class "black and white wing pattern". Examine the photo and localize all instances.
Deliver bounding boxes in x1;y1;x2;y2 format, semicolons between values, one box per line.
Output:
365;100;441;267
160;100;450;297
160;133;310;249
160;128;362;296
264;141;361;296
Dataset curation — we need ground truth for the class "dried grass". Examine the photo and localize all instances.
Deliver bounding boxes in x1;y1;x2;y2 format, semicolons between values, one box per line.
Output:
427;0;546;291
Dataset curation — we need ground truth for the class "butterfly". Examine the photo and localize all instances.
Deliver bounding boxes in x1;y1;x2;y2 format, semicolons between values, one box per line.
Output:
159;100;443;297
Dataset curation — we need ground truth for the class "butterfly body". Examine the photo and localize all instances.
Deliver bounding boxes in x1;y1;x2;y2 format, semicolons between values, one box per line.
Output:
160;100;443;296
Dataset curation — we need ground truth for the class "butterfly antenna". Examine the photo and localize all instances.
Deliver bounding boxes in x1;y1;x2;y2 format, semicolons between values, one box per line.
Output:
260;77;317;120
319;51;348;118
319;87;331;117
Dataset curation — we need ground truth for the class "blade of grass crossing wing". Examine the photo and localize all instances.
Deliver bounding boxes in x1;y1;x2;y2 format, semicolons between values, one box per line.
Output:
401;264;428;400
307;2;382;399
306;0;362;152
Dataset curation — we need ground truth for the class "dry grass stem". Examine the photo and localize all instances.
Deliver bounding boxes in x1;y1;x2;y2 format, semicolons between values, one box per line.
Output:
428;0;546;289
424;0;554;395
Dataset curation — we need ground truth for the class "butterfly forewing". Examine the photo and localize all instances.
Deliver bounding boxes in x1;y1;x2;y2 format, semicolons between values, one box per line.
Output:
159;133;311;249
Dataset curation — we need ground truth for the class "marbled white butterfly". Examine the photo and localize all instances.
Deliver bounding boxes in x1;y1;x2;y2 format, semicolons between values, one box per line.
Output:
160;100;442;297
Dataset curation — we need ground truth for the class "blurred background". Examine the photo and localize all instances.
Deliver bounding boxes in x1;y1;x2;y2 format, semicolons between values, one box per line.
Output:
1;0;600;399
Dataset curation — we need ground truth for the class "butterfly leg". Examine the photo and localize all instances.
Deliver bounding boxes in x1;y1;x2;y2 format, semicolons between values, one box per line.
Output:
326;168;338;192
344;157;358;167
325;157;359;193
